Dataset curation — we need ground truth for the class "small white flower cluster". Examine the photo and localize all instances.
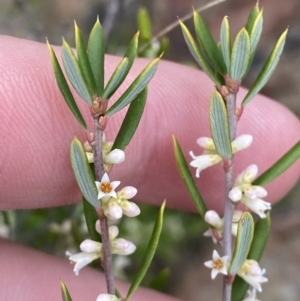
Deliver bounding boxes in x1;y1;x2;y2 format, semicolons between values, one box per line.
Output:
191;135;270;299
84;133;125;172
67;221;136;276
95;173;140;220
190;134;253;178
96;293;120;301
204;250;267;299
228;164;271;218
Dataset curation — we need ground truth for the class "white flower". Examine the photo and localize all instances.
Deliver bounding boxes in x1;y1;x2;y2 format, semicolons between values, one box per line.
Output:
203;210;243;243
66;250;100;276
102;186;140;220
229;164;270;218
237;260;268;292
204;250;229;279
95;173;120;200
242;288;261;301
96;294;120;301
67;223;136;275
84;134;125;171
190;134;253;177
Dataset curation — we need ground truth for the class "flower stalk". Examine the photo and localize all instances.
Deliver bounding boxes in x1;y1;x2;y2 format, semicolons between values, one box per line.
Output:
93;116;115;295
222;91;238;301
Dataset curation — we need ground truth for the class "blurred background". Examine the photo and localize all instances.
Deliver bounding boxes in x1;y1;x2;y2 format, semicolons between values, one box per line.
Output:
0;0;299;300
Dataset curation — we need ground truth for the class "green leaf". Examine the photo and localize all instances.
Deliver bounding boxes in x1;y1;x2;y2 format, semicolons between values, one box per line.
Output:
232;213;271;301
75;21;97;94
62;39;93;104
112;88;147;151
126;201;165;300
242;29;288;106
179;20;223;87
47;41;87;129
254;141;300;186
245;4;260;33
102;32;139;100
70;137;99;208
83;196;101;241
60;281;73;301
138;7;152;42
229;212;254;274
209;90;232;159
230;28;250;81
249;11;263;56
172;135;207;218
193;11;227;75
106;57;160;116
88;18;105;97
220;16;231;72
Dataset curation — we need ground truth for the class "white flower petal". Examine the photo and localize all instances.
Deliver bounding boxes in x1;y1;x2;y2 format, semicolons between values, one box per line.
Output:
106;201;123;220
232;134;253;153
204;250;228;279
80;239;102;253
229;187;242;202
121;201;140;217
205;210;223;228
96;294;120;301
117;186;138;199
196;137;215;150
66;251;100;276
108;226;119;239
242;164;258;183
242;197;271;218
112;238;136;255
104;149;125;165
190;152;222;178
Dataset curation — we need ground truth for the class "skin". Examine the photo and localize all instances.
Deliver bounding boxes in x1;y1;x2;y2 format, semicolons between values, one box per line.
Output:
0;36;299;300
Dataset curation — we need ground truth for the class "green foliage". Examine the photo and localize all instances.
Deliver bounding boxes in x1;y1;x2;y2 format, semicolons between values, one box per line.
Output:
149;268;170;291
230;28;250;81
220;16;231;71
172;135;207;218
193;11;227;75
242;29;288;106
229;212;254;274
112;88;147;151
87;18;105;97
47;41;87;129
60;281;73;301
70;138;99;208
126;202;165;300
209;90;232;159
62;39;93;104
83;197;101;241
106;56;160;116
254;140;300;186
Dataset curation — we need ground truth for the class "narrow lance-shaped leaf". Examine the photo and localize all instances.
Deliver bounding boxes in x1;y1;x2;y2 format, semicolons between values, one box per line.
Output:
112;88;147;151
60;281;73;301
220;16;231;72
83;196;101;241
126;201;165;300
209;90;232;159
102;32;139;100
62;39;93;104
47;41;87;129
242;29;288;106
194;11;227;75
245;4;261;33
106;56;160;116
70;137;99;208
88;18;105;97
253;140;300;186
249;11;263;56
75;21;97;94
172;135;207;218
179;20;223;87
230;28;250;81
232;213;271;301
229;212;254;274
